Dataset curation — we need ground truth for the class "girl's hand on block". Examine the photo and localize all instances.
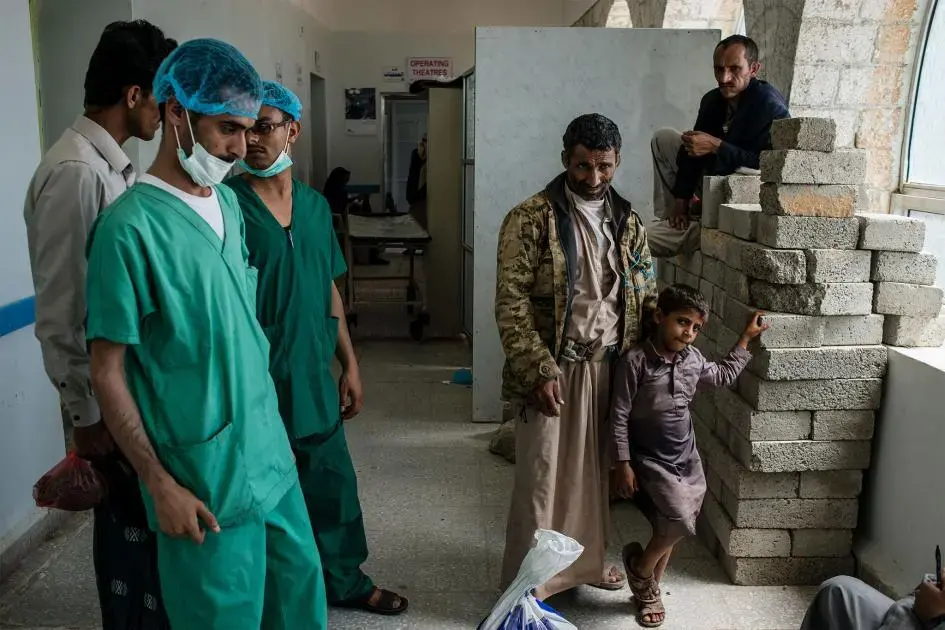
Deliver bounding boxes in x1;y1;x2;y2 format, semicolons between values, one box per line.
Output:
741;310;769;341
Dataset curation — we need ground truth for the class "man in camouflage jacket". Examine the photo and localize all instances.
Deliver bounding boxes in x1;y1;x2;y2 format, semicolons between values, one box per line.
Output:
495;114;657;599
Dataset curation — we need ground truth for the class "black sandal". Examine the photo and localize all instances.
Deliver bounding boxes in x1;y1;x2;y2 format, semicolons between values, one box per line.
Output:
336;587;409;616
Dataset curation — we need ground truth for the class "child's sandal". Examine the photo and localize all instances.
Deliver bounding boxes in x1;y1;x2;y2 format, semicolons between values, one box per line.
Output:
622;542;666;628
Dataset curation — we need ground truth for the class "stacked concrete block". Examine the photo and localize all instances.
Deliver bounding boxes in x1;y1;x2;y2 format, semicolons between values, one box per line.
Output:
690;118;945;586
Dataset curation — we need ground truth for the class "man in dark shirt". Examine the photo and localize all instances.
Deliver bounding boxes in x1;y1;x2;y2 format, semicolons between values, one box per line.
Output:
649;35;790;258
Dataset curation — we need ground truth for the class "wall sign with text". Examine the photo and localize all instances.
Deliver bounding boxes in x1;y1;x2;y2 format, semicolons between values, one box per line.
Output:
407;57;453;82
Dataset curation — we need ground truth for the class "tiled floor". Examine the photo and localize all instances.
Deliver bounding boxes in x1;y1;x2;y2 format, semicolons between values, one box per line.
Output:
0;340;815;629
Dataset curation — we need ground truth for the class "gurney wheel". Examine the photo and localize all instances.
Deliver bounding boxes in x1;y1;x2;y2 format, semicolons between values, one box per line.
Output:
346;313;358;328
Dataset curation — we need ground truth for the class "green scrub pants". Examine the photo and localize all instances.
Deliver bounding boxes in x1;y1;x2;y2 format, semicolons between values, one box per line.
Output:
157;481;327;630
294;423;375;603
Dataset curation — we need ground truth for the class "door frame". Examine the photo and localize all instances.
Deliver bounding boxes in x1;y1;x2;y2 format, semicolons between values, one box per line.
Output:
380;92;427;215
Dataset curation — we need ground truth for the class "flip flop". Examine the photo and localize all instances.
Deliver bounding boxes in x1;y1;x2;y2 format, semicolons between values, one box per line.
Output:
336;587;409;616
589;565;627;591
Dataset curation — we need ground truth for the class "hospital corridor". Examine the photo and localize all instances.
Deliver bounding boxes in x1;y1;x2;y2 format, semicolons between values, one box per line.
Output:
3;0;945;629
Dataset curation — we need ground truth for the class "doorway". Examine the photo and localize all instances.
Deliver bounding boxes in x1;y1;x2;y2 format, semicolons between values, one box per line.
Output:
382;95;428;214
310;73;328;190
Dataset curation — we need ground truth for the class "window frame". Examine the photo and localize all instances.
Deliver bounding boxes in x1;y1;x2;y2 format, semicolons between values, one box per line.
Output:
899;0;945;207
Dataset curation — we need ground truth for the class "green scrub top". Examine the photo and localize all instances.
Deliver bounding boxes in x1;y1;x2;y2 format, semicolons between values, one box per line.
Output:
224;176;347;440
85;182;298;530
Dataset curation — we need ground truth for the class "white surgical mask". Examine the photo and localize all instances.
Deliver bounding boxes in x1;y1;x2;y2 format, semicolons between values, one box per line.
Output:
239;135;293;178
174;111;235;187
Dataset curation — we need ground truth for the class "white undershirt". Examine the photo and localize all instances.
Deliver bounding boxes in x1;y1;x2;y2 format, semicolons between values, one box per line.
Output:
139;174;225;240
566;187;610;251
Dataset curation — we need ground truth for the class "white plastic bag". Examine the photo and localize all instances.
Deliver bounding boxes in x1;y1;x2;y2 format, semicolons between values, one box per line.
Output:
479;529;584;630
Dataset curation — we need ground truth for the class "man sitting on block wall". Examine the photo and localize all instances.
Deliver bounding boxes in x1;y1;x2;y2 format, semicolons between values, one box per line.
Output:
648;34;790;258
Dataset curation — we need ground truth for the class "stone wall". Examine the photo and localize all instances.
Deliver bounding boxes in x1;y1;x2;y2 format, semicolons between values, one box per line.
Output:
658;117;944;585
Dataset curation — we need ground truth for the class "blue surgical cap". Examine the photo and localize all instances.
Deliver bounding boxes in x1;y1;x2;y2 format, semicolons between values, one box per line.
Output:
261;81;303;121
153;38;262;119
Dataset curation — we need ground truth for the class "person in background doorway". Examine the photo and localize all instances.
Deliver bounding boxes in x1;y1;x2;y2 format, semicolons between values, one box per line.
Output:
324;166;388;265
406;133;428;229
84;39;326;630
800;573;945;630
225;81;408;617
495;113;657;601
648;35;789;258
23;21;176;629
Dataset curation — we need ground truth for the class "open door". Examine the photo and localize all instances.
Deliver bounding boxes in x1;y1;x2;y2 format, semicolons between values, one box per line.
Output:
382;95;428;214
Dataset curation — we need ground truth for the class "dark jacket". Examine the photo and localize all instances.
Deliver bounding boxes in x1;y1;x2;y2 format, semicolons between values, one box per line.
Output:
672;78;790;199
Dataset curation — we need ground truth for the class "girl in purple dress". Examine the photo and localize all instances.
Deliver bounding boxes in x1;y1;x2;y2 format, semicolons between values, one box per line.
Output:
610;284;767;627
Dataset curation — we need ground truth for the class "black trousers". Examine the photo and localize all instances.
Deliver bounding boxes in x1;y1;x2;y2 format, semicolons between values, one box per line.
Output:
87;453;170;630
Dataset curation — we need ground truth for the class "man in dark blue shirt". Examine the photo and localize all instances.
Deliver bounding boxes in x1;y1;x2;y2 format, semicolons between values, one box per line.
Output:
649;35;790;258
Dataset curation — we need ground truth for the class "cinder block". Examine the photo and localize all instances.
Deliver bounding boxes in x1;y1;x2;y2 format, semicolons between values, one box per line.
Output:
715;386;812;441
883;314;945;347
675;251;703;276
750;281;874;316
719;203;761;240
694;420;799;499
757;215;860;250
806;249;871;283
704;492;791;558
745;440;872;473
874;282;944;317
700;279;717;311
702;175;727;229
722;552;854;586
702;255;727;287
823;315;885;346
692;388;716;423
761;149;867;185
712;288;728;321
792;530;854;558
676;268;700;289
724;495;859;529
760;183;860;218
657;279;671;293
812;411;875;440
723;175;762;204
725;265;752;304
724;297;824;349
701;228;729;260
706;464;723;498
858;213;925;253
738;373;883;411
771;117;837;152
872;251;937;285
749;346;888;381
730;241;807;285
799;471;864;498
715;324;741;353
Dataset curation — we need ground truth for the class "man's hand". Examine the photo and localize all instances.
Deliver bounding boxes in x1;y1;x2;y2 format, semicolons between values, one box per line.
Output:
915;569;945;624
681;131;721;158
615;462;638;499
72;421;115;457
668;198;690;231
151;478;220;544
339;369;364;420
533;378;565;417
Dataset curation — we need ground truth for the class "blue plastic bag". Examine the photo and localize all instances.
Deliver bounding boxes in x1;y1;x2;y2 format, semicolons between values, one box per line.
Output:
479;529;583;630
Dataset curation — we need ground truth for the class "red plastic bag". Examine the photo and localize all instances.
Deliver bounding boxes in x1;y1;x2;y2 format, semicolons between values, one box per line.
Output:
33;452;106;511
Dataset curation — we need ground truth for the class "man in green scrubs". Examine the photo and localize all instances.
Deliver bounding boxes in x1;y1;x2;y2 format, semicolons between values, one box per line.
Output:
225;82;408;616
85;40;327;630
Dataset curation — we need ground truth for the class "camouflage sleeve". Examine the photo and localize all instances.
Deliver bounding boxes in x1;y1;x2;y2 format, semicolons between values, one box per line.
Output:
495;207;559;392
631;213;658;299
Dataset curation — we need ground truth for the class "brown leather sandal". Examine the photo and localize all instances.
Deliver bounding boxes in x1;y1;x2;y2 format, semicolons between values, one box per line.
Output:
622;542;666;627
336;587;408;616
589;564;627;591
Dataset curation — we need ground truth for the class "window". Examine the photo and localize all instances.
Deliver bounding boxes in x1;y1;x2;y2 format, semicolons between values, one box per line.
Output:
903;0;945;191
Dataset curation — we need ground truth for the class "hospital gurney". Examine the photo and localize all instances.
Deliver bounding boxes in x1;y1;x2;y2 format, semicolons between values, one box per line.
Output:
340;212;432;340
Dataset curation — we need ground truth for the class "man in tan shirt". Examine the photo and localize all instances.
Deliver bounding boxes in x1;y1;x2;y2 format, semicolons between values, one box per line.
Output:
23;20;176;629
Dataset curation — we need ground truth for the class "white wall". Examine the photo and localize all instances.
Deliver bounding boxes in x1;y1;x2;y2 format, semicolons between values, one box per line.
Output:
0;0;66;560
330;0;571;31
856;347;945;596
472;27;718;422
131;0;333;186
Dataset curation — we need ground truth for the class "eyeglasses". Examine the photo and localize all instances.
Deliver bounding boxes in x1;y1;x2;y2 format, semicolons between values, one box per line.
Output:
249;120;291;136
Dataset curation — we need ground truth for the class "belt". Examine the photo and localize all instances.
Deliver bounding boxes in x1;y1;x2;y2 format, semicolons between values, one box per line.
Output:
560;339;618;363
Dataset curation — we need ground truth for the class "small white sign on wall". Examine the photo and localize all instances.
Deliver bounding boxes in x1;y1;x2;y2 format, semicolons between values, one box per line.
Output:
383;66;405;82
407;57;453;82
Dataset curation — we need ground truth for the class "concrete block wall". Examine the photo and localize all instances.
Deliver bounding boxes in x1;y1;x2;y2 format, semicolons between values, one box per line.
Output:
657;117;944;586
